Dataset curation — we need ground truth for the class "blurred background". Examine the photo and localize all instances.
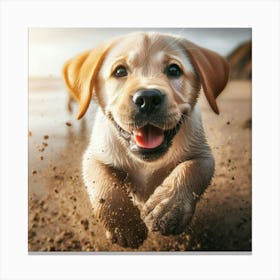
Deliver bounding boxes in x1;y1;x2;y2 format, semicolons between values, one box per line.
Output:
29;28;251;77
28;28;252;252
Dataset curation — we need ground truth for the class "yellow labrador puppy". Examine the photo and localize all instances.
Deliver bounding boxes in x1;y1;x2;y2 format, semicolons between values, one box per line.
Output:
63;32;229;248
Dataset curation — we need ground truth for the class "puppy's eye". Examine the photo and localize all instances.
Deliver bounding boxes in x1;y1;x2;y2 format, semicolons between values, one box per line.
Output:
113;65;128;78
165;64;182;78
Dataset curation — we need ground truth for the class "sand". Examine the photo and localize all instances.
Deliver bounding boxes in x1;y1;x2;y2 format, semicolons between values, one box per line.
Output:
28;78;251;252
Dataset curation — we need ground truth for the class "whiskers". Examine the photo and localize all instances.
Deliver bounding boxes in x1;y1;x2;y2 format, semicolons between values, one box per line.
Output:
164;114;186;138
107;108;185;135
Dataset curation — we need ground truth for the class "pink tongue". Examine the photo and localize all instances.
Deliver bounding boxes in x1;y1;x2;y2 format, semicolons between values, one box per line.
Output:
134;125;164;149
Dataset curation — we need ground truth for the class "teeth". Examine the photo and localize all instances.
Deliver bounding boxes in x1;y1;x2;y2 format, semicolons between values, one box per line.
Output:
129;137;138;151
120;130;131;139
130;144;139;152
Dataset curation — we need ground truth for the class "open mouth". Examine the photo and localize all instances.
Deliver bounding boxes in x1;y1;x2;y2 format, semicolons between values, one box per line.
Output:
132;125;164;149
109;115;184;161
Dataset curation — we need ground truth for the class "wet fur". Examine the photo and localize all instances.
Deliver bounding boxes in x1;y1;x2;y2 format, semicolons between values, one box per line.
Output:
63;32;229;248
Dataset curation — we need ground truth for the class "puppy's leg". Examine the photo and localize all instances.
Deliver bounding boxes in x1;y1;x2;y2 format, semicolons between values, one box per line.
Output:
143;156;214;235
83;157;148;248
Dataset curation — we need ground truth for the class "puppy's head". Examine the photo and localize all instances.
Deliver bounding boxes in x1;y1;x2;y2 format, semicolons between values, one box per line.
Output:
63;32;229;161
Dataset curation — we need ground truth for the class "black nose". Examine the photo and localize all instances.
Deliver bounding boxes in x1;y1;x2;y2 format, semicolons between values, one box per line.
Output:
132;89;164;114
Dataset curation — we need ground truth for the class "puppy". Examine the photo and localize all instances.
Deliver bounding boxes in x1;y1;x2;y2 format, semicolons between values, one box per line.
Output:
62;32;229;249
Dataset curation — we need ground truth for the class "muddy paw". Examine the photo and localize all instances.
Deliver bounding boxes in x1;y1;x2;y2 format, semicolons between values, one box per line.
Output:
102;202;148;248
143;194;194;236
106;219;148;248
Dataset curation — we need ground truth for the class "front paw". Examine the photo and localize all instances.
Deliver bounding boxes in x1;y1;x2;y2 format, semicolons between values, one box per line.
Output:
102;203;148;248
143;187;195;235
106;219;148;249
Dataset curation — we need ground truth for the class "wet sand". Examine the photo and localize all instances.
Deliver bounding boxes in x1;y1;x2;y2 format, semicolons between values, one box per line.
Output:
28;77;252;252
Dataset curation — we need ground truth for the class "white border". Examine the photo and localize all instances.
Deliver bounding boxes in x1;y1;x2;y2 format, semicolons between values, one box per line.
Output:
1;0;280;280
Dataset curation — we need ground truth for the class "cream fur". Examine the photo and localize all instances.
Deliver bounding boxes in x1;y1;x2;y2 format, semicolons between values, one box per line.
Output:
63;32;229;248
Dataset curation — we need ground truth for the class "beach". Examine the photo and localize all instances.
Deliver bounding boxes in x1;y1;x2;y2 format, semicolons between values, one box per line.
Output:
28;77;252;252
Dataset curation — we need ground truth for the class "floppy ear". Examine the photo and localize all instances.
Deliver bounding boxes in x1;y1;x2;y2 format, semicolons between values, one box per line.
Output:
182;40;230;114
62;44;109;119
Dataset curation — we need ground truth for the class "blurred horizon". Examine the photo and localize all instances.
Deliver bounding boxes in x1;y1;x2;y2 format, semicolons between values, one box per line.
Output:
29;28;251;78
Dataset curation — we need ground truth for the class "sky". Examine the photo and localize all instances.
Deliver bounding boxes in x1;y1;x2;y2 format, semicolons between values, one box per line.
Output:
29;28;251;77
